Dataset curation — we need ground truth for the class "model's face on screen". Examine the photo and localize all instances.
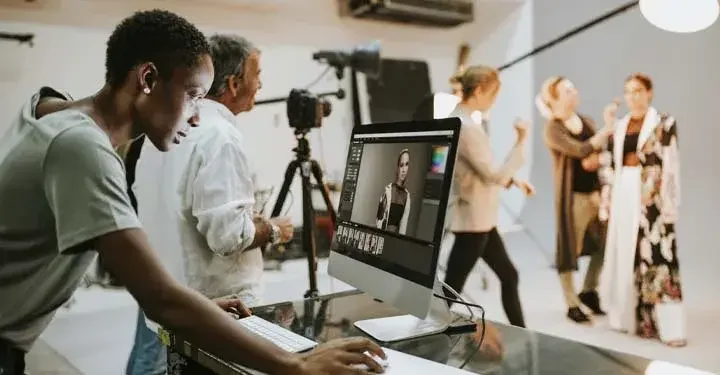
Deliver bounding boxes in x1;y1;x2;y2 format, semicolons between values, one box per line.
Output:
397;152;410;184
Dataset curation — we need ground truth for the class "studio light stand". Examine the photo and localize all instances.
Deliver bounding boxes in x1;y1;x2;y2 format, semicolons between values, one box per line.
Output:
312;40;381;128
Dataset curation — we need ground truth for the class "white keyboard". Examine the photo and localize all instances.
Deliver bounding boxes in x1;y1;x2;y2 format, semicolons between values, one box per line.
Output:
236;315;317;353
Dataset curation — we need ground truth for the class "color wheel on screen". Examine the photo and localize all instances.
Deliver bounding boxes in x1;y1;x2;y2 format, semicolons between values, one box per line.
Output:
431;146;448;174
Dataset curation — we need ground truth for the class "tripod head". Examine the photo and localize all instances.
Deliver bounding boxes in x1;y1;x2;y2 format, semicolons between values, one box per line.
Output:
292;130;312;161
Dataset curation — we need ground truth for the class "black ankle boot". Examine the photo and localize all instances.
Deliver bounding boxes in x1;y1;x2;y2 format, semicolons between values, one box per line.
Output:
567;307;591;323
579;290;606;315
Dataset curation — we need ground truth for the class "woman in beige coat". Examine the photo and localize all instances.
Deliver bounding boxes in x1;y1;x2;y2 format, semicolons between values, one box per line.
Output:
442;65;534;328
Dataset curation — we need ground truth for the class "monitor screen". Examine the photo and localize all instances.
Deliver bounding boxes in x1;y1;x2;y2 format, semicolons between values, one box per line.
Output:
331;127;458;289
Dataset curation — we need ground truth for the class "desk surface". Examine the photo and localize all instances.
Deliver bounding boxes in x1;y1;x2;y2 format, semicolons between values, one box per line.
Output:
165;290;684;375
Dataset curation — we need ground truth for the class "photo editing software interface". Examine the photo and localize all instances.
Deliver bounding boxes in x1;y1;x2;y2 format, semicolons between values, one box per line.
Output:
332;130;454;288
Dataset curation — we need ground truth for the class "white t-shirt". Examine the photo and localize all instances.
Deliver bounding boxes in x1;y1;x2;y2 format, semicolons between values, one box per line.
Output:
133;99;262;304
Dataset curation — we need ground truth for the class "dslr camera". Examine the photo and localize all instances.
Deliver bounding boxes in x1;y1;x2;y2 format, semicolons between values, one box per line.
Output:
286;89;332;132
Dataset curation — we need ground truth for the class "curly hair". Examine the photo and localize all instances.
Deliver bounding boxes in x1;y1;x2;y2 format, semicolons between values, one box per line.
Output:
105;9;210;87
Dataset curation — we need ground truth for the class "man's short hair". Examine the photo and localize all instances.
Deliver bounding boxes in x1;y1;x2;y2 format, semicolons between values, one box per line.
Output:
105;9;210;87
206;34;259;97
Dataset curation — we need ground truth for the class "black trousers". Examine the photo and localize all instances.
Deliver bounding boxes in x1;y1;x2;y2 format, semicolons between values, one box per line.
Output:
443;228;526;328
0;339;25;375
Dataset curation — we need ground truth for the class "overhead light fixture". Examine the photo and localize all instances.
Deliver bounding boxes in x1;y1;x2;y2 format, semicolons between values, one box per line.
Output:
312;40;382;79
640;0;719;33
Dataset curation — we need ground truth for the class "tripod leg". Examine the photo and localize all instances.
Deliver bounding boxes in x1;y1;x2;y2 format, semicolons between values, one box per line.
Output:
309;159;337;226
300;161;319;298
271;160;300;217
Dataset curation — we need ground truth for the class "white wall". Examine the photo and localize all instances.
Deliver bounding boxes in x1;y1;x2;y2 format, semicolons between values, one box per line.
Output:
523;0;720;310
469;0;535;228
0;0;524;225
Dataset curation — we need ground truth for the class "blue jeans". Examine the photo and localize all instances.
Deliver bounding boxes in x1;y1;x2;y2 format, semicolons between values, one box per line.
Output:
125;309;167;375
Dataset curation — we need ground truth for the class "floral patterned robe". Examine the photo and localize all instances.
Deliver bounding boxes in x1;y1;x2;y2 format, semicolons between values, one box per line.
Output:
599;111;683;340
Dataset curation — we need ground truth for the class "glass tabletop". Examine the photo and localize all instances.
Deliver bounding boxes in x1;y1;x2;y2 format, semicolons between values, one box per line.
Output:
166;290;694;374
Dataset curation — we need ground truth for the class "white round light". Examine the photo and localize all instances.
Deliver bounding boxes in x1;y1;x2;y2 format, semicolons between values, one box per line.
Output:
645;360;715;375
640;0;719;33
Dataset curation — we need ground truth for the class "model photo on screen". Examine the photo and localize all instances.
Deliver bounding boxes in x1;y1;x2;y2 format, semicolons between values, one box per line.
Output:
337;227;347;247
376;237;385;255
369;235;378;254
353;230;360;249
350;142;435;241
359;232;367;250
376;149;412;235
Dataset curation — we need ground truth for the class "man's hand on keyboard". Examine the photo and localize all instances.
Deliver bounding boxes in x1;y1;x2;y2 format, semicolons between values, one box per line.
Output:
295;337;386;375
214;297;252;317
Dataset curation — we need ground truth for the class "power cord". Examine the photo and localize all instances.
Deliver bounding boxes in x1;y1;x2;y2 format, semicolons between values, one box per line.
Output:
434;281;486;370
433;294;486;369
304;66;332;89
438;280;474;321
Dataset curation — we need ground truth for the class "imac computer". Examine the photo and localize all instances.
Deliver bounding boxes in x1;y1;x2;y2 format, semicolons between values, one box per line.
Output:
328;118;461;343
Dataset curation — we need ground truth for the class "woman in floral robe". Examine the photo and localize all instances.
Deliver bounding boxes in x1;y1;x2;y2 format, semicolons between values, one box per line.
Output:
598;73;685;347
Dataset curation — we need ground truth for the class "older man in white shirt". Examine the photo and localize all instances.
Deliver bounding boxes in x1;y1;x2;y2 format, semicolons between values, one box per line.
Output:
126;34;293;375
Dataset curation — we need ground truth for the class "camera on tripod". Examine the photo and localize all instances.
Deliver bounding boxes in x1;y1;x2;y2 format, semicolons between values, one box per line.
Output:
255;40;382;298
286;89;332;132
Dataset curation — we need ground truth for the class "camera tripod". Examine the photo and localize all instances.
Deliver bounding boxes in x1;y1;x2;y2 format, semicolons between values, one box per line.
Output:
271;130;337;299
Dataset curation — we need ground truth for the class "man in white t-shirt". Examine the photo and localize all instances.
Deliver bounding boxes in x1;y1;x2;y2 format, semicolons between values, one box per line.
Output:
126;34;294;374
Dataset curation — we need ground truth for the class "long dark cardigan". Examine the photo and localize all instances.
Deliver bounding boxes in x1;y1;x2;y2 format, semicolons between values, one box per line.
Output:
543;115;604;272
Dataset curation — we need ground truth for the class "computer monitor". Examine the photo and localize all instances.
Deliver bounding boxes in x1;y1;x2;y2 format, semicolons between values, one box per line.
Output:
328;118;461;342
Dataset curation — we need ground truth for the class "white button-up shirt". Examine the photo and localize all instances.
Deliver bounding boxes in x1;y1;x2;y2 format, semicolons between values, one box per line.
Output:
133;99;263;304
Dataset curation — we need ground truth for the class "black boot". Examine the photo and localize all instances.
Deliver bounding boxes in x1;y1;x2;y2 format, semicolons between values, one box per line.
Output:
567;307;591;323
579;290;605;315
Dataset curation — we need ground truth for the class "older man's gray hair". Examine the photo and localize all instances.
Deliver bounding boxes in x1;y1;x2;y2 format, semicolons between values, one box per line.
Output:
207;34;258;97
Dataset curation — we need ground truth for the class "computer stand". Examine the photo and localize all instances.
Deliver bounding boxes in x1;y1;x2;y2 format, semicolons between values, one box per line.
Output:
353;279;452;343
271;130;337;298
